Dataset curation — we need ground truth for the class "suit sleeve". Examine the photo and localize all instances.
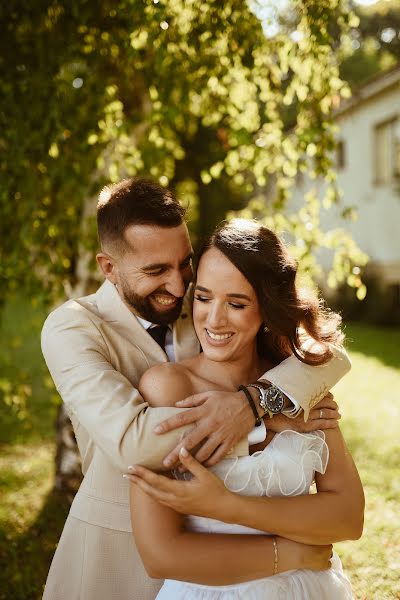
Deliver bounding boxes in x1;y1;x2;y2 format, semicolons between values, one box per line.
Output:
259;345;351;421
41;305;194;473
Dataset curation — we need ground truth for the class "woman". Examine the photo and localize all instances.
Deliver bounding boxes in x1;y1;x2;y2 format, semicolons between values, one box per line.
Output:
126;220;364;598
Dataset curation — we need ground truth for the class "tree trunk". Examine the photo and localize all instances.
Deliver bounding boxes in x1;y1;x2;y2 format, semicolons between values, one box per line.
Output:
54;191;99;500
54;404;83;502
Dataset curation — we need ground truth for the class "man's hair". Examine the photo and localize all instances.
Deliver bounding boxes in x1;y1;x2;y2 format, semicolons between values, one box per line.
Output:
97;177;186;253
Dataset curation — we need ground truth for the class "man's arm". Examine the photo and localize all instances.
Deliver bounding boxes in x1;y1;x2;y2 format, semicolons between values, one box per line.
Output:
155;345;351;467
259;346;352;421
41;305;195;472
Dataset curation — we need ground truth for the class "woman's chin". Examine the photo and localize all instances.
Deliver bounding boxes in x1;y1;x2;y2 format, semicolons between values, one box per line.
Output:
202;349;231;362
201;339;236;362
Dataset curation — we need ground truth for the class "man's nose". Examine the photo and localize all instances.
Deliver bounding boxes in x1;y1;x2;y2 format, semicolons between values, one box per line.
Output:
165;270;186;298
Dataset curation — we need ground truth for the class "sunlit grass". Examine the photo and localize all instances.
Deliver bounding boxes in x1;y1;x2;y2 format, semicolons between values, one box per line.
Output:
334;324;400;600
1;298;399;599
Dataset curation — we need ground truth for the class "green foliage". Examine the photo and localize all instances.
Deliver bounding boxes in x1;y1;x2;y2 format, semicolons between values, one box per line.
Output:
339;0;400;88
1;0;366;306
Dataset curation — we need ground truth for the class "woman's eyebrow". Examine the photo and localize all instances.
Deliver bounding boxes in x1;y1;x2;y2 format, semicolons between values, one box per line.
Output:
195;285;251;301
226;293;251;301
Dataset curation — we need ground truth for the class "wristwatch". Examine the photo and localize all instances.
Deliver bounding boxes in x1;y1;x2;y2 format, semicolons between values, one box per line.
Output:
246;381;285;419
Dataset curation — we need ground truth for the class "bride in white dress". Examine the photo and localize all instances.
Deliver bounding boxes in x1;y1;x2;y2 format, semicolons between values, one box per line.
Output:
127;220;364;599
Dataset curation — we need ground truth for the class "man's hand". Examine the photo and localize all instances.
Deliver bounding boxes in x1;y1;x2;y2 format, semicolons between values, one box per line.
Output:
154;390;254;468
268;393;340;434
126;447;231;520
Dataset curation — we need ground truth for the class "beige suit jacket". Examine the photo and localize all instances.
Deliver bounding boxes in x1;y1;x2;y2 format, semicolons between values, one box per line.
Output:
41;279;351;600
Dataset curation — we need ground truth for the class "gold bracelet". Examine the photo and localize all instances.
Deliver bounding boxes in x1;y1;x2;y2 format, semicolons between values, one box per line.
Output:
272;536;278;575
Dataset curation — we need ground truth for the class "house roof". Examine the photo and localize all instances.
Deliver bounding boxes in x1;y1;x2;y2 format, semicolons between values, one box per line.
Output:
336;62;400;117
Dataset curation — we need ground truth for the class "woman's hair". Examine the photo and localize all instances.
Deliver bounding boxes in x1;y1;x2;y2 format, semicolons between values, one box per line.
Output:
198;219;344;366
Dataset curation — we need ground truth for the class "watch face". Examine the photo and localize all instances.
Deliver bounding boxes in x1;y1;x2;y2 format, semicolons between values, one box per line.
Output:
265;386;284;413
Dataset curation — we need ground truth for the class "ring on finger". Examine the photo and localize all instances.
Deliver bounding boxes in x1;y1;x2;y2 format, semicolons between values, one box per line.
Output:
320;409;323;419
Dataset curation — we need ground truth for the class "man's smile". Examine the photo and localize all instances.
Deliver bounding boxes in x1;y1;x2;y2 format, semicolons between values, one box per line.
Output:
151;293;179;308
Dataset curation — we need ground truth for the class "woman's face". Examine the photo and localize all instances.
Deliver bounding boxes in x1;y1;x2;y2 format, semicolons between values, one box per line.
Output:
193;247;263;363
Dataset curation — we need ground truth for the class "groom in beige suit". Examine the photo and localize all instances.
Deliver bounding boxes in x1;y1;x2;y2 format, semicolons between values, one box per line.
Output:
42;178;350;599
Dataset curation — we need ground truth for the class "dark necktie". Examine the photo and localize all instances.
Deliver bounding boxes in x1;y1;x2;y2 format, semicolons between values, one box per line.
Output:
148;325;169;352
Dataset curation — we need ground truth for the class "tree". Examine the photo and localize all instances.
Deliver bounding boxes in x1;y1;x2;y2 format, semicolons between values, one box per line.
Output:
340;0;400;88
0;0;367;495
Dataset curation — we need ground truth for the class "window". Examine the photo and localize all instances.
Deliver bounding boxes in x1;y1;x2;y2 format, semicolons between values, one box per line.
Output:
336;140;345;169
374;116;400;185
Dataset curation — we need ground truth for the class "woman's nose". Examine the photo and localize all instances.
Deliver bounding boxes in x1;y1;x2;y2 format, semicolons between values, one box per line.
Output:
206;302;227;328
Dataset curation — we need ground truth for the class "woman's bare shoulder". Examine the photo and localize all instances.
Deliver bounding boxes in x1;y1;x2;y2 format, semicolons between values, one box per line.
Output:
139;362;194;407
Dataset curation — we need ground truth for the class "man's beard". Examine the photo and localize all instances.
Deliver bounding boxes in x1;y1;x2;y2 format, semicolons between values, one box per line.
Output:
119;278;185;325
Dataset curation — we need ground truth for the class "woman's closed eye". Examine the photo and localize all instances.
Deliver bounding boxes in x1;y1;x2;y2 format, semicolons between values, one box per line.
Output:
228;302;246;310
194;295;210;303
194;295;247;309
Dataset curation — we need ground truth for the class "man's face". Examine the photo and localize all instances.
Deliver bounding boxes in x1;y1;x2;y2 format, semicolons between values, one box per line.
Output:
109;223;193;325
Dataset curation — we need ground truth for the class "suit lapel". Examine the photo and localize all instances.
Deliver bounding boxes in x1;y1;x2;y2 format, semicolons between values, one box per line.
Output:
95;280;200;363
95;280;168;364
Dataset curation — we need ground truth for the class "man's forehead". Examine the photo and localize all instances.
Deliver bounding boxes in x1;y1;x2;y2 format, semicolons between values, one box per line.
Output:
123;223;192;261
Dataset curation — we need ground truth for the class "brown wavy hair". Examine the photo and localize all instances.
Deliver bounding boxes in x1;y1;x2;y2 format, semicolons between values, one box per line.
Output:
199;219;344;366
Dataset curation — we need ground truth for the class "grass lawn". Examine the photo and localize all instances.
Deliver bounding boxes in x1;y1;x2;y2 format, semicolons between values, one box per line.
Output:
1;297;399;599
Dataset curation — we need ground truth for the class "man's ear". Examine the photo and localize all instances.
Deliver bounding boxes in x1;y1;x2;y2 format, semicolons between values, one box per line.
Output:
96;252;118;284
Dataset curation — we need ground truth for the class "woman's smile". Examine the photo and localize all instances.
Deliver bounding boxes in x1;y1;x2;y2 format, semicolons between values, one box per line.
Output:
205;329;234;343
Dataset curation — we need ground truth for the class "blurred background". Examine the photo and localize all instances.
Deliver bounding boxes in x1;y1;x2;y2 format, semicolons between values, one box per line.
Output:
0;0;399;598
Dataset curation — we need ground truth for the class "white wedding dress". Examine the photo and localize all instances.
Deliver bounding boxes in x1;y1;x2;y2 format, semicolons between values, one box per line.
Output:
155;430;353;599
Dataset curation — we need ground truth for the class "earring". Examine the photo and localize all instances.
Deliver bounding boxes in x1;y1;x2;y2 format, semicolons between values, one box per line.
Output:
263;325;269;333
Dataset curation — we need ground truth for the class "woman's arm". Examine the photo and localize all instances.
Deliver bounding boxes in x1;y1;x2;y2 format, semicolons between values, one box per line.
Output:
131;365;332;583
137;366;364;545
130;480;332;584
129;427;364;546
221;427;364;544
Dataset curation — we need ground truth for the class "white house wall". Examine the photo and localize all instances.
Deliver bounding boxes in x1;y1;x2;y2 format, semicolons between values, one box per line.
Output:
290;79;400;284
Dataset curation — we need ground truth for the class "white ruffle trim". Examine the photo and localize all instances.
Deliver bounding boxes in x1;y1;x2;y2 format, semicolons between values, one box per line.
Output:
213;430;329;497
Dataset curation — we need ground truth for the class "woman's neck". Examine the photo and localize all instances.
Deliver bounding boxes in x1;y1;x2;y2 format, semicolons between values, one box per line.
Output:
194;348;266;391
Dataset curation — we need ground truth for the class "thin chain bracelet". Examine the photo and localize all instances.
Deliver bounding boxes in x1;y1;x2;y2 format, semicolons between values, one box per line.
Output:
272;536;278;575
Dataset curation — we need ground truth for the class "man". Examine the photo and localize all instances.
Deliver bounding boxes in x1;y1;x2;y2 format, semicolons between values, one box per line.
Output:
42;178;350;599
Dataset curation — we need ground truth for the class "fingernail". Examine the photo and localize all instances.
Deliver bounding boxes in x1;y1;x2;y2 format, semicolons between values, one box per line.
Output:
176;400;183;405
163;458;172;467
154;426;162;434
180;446;189;457
128;465;137;473
122;474;130;479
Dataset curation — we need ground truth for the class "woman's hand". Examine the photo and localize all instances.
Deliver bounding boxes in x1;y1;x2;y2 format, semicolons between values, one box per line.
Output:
126;447;232;520
277;537;333;573
268;393;341;434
